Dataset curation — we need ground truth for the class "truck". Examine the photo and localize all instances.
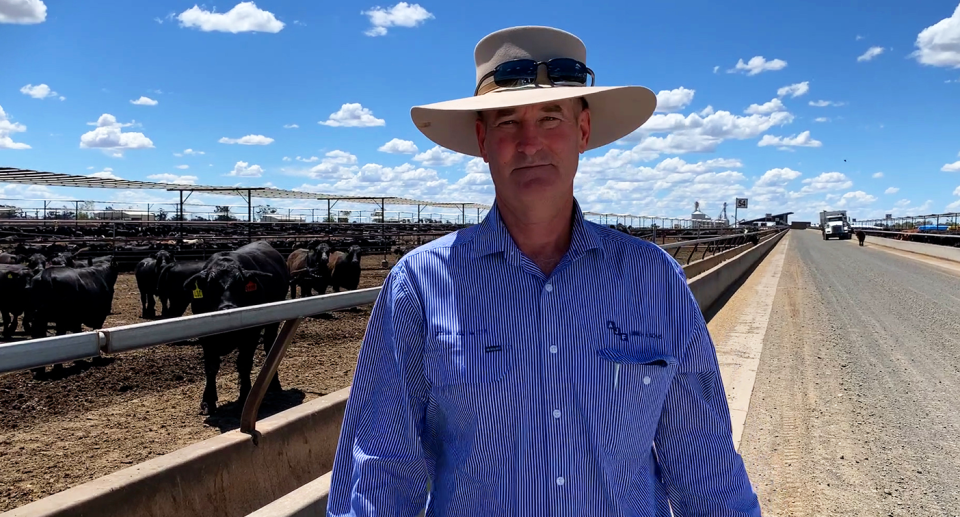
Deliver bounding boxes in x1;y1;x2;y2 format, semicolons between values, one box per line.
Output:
820;210;852;240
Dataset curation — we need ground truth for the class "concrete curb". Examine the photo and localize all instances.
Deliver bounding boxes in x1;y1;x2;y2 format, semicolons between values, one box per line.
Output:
863;235;960;264
687;230;787;313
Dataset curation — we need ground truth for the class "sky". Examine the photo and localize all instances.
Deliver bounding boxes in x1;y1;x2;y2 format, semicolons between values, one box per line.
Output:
2;0;960;224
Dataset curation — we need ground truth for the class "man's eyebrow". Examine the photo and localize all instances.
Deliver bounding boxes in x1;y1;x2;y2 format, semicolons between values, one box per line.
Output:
491;108;516;119
540;104;565;114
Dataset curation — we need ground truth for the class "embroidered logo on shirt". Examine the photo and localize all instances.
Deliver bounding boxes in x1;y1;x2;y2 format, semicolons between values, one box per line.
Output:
606;321;663;341
484;345;502;353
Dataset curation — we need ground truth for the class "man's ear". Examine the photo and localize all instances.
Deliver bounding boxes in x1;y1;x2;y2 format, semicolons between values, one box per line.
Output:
578;105;591;153
475;116;488;161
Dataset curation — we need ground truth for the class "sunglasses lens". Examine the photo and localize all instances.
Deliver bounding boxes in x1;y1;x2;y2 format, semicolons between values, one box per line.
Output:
493;59;539;87
547;58;589;84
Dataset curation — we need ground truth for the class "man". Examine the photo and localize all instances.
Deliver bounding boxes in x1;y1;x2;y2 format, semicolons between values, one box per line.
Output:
327;26;762;516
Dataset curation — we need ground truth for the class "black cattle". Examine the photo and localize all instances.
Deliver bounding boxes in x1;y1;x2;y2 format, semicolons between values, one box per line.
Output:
183;241;290;415
287;242;331;298
155;260;205;318
0;252;20;264
26;253;47;271
26;261;118;377
135;250;174;318
0;264;34;338
89;255;119;313
328;245;362;292
856;230;866;246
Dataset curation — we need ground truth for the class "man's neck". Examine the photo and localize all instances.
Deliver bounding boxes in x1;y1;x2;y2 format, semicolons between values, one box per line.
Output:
497;196;574;276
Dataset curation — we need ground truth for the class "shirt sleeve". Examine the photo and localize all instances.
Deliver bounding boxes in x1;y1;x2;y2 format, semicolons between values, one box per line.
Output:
326;262;432;517
652;265;763;517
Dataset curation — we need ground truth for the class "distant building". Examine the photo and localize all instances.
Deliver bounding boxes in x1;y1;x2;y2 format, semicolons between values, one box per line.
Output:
0;205;19;219
261;214;306;223
94;209;155;221
741;212;794;227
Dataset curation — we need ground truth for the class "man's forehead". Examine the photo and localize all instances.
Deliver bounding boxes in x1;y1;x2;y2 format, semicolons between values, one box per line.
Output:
485;101;573;118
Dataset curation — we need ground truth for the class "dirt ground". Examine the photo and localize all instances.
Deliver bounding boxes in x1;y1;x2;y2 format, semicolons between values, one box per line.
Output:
0;255;391;512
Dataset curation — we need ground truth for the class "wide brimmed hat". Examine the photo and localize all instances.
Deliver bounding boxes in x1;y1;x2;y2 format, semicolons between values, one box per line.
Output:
410;26;658;157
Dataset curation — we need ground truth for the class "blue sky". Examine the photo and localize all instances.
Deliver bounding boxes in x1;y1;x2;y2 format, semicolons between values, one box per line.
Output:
2;0;960;223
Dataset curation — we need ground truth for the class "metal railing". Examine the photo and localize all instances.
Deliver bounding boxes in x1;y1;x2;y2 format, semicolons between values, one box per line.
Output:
0;287;382;441
661;228;780;265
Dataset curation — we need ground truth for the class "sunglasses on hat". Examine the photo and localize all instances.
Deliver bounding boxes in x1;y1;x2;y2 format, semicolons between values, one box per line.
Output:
474;57;595;96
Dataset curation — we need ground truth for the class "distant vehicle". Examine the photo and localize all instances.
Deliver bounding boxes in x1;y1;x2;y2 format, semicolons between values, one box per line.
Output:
918;224;950;232
820;210;852;240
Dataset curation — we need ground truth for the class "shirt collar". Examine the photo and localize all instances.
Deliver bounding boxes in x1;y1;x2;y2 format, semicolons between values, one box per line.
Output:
473;197;603;262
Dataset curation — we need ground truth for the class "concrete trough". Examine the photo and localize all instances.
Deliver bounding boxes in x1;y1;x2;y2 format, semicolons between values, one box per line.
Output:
3;230;789;517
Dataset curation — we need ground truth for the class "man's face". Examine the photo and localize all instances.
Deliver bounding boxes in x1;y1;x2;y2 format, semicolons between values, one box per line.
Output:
475;98;590;207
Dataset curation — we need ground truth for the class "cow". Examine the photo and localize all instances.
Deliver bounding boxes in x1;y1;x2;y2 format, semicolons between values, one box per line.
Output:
135;250;174;318
26;260;118;378
155;260;205;318
286;242;331;298
0;264;34;338
26;253;47;272
856;230;866;247
328;245;362;292
182;241;290;415
0;252;20;264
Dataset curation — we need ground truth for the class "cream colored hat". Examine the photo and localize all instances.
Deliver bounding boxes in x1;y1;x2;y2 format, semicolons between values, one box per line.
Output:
410;25;658;157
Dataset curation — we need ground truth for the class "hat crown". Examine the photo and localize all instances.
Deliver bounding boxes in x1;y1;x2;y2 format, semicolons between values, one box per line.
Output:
474;26;587;86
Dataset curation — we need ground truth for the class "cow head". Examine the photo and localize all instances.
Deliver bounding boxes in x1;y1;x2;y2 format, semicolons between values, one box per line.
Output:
155;250;174;269
346;244;362;264
306;243;332;280
183;261;274;312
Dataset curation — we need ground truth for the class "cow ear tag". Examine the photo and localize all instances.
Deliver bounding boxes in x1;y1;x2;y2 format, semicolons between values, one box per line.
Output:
193;282;203;299
6;273;11;279
245;281;257;292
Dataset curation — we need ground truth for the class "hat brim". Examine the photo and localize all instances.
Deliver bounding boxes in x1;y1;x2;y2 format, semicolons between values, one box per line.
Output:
410;85;657;157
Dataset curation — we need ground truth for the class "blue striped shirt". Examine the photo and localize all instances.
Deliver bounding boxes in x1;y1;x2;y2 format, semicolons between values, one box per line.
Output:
327;198;762;516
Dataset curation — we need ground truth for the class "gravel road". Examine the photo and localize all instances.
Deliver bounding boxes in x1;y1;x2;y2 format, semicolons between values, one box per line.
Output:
739;229;960;516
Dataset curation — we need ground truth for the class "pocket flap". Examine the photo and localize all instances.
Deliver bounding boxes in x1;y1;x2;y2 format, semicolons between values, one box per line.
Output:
597;348;677;367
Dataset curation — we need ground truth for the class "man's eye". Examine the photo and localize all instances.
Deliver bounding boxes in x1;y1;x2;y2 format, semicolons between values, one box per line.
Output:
497;120;517;126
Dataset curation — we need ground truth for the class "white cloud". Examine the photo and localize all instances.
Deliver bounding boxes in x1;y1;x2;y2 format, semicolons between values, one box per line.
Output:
814;117;830;123
857;46;885;62
755;167;802;186
856;34;864;41
943;161;960;172
79;114;154;155
776;81;810;98
872;172;884;178
728;56;788;75
19;83;58;99
837;190;877;207
318;103;385;127
177;1;284;33
619;109;794;159
910;3;960;68
655;87;695;113
362;2;434;37
147;173;198;185
219;134;274;145
885;187;900;194
0;104;30;150
809;100;846;107
323;150;358;165
175;164;189;169
0;0;46;24
89;169;122;180
130;96;158;106
282;156;292;161
745;98;786;115
296;156;320;162
413;145;467;167
227;161;265;177
712;65;719;74
800;172;853;194
757;130;823;149
283;123;299;129
379;138;419;154
173;148;204;157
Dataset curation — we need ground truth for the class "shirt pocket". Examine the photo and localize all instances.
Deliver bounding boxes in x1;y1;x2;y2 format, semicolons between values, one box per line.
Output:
424;335;515;387
596;346;678;457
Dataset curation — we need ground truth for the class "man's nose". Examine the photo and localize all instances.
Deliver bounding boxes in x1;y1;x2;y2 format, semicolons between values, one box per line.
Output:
516;122;543;155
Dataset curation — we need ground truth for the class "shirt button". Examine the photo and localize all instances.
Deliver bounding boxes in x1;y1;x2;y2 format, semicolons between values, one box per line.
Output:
643;376;651;385
545;283;553;292
549;345;558;354
556;476;565;486
552;409;561;419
